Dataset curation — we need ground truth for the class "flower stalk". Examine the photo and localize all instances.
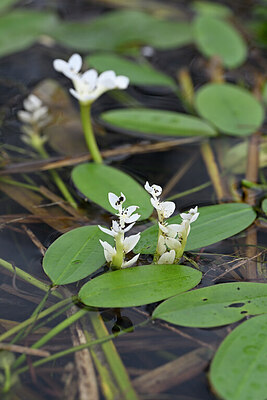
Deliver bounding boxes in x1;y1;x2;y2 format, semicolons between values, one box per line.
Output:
53;53;129;163
99;192;140;269
17;94;78;209
145;182;199;264
80;103;102;163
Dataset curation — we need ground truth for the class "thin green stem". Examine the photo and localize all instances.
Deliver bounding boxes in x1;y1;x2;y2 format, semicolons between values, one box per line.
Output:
0;177;40;192
37;143;78;209
0;258;60;297
16;320;148;375
13;308;88;369
0;298;73;342
167;181;212;201
80;104;103;163
11;290;51;345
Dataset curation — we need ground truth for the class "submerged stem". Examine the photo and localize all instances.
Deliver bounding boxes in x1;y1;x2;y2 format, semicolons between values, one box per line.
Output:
80;104;103;164
37;143;78;209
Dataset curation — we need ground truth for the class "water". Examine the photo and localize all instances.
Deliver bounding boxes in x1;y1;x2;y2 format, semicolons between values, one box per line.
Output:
0;1;266;399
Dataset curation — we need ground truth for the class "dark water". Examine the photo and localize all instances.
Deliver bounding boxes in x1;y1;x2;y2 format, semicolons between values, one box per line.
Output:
0;1;266;399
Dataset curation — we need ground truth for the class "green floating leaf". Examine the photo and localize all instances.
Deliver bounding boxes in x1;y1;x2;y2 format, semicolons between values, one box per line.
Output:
52;10;193;52
79;265;202;308
153;282;267;328
195;83;264;136
193;15;247;68
88;53;175;87
262;198;267;215
192;1;232;18
0;0;18;13
134;203;256;255
101;108;217;137
210;314;267;400
43;225;113;285
72;163;153;221
0;10;58;57
223;139;267;174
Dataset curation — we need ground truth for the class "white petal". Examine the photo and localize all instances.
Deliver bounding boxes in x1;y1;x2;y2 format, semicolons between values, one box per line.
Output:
24;94;42;111
123;233;140;253
98;70;117;89
165;237;181;251
151;184;162;197
151;198;160;210
161;201;175;218
68;53;82;73
167;224;182;238
122;254;140;268
17;110;32;124
125;213;140;224
32;106;48;121
157;250;175;265
144;181;153;194
81;69;98;90
158;222;168;234
180;212;191;221
53;59;68;73
69;88;84;102
125;205;139;217
123;222;135;233
157;234;166;255
112;220;121;233
98;225;115;237
99;240;116;263
190;212;199;223
108;192;119;209
116;75;129;89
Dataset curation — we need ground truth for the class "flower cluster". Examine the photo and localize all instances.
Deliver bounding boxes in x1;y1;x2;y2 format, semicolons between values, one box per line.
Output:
53;53;129;105
145;182;199;264
98;193;140;269
17;94;51;150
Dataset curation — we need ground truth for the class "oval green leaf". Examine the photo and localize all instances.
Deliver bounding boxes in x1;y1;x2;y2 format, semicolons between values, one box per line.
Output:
262;198;267;215
153;282;267;328
72;163;153;220
52;10;193;52
0;10;58;57
87;53;175;87
192;1;232;18
210;314;267;400
101;108;217;137
195;83;264;136
223;139;267;174
134;203;256;254
78;265;202;308
193;16;247;68
43;225;113;285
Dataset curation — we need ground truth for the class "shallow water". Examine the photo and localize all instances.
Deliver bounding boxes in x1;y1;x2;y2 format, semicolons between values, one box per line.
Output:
0;1;266;399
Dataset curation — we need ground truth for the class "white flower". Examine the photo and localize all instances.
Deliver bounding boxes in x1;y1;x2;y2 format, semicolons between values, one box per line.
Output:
53;53;82;80
122;254;140;269
99;192;140;269
180;206;199;223
108;192;140;228
158;250;175;265
53;53;129;105
18;94;50;128
99;240;117;263
145;181;175;222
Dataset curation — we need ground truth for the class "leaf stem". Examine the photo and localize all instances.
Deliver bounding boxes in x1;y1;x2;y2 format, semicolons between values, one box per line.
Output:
80;104;103;164
13;308;88;369
37;144;78;209
0;258;59;297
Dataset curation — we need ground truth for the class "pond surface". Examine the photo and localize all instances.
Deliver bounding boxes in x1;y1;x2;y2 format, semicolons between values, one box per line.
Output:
0;1;266;399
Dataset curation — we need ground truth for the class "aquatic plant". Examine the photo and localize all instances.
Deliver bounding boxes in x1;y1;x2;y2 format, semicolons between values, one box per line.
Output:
99;192;140;269
53;53;129;163
145;182;199;263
